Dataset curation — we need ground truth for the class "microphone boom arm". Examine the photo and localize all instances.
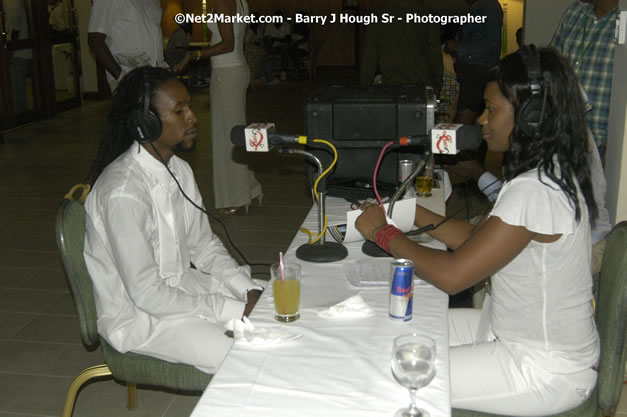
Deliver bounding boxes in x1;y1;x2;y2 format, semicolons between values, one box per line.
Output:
280;148;326;244
387;152;429;217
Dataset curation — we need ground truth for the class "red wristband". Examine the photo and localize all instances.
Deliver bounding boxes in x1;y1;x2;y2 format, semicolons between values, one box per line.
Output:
374;224;403;253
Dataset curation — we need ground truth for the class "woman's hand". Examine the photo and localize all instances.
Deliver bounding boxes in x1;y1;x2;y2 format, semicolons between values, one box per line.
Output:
355;204;387;241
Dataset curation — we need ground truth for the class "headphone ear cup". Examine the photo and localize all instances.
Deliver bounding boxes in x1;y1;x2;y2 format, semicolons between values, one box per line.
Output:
518;97;551;139
127;108;162;143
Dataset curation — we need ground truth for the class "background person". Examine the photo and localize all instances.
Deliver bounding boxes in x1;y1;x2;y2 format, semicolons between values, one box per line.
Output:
360;0;442;89
84;67;262;373
454;0;503;125
88;0;168;92
356;46;599;416
175;0;262;215
263;10;292;81
49;0;68;32
550;0;619;162
5;0;33;114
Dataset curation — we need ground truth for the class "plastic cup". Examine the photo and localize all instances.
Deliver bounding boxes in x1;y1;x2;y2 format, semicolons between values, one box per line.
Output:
271;262;302;322
415;176;433;197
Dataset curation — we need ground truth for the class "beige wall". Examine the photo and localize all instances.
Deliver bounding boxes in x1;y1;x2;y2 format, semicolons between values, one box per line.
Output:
499;0;523;55
605;0;627;223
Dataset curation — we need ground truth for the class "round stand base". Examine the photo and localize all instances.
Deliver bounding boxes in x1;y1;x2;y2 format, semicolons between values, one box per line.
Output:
296;242;348;263
362;240;392;258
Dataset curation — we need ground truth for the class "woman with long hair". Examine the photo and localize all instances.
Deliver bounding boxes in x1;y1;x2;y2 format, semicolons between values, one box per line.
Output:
356;46;599;415
176;0;262;215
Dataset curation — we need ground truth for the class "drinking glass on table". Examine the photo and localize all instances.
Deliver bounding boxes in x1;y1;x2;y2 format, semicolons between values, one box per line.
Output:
415;155;434;197
270;262;302;322
391;334;436;417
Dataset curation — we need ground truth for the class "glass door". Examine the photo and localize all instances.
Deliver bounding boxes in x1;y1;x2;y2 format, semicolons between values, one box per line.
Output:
48;0;81;111
0;0;41;128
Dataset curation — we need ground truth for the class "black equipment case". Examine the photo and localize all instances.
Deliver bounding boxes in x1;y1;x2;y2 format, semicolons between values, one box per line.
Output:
304;84;436;199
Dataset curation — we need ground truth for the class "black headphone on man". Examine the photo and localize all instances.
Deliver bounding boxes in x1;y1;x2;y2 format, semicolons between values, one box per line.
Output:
517;45;553;139
127;80;163;143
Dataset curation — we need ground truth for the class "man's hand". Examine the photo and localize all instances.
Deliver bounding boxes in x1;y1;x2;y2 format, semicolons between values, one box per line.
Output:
243;289;263;317
87;32;122;79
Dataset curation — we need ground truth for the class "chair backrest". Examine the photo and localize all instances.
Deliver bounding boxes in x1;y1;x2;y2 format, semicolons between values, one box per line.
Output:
595;221;627;416
56;198;101;348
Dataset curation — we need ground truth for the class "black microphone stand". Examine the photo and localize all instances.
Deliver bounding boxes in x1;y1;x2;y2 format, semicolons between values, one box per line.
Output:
280;148;348;263
362;151;430;258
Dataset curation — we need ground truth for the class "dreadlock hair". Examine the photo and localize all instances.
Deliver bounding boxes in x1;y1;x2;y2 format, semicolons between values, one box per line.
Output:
487;46;597;224
86;66;179;185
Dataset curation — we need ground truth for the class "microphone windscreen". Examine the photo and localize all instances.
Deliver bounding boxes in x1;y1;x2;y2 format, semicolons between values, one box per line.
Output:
230;125;247;146
457;125;483;150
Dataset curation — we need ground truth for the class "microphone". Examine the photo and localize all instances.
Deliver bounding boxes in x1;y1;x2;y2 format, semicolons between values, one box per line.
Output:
430;124;482;155
231;124;308;151
398;124;482;154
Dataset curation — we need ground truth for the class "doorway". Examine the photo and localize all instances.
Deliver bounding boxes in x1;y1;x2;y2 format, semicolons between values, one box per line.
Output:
0;0;82;133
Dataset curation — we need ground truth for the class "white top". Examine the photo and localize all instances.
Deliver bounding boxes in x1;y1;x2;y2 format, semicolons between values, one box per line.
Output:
206;0;249;68
84;143;260;353
88;0;167;84
488;167;600;374
478;131;611;244
190;197;452;417
49;3;68;31
264;22;292;46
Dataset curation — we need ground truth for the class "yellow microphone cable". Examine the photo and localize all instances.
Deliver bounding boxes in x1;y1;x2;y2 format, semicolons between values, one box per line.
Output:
300;139;338;244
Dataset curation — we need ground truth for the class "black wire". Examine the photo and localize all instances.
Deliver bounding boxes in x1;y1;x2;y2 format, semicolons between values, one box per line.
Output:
149;143;271;268
408;175;504;235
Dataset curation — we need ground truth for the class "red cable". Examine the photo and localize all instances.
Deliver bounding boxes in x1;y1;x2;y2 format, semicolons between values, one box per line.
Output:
373;141;394;206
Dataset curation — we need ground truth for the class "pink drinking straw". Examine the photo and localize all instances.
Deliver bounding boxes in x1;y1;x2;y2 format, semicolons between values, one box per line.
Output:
279;252;286;281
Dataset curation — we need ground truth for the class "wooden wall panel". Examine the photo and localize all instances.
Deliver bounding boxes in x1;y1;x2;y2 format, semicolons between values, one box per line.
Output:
161;0;183;38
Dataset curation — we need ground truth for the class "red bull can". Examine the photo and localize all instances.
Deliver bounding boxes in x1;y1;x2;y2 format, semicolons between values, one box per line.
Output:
389;259;414;322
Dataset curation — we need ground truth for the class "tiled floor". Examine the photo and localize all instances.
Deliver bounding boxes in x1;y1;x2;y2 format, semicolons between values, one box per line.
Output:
1;69;625;417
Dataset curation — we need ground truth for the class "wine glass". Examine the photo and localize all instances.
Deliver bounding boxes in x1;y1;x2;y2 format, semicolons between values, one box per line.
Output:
390;333;436;417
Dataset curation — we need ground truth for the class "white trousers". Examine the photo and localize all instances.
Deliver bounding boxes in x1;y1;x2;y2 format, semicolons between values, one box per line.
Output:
130;271;235;374
449;308;597;416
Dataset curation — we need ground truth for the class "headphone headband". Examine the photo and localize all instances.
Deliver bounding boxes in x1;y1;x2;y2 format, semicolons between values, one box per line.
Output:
521;45;542;98
127;76;162;143
517;45;552;139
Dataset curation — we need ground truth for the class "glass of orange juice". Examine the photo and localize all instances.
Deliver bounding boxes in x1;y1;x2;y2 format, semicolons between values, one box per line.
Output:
271;262;302;322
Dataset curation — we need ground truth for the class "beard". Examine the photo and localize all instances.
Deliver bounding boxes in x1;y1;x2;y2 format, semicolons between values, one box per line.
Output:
175;139;196;153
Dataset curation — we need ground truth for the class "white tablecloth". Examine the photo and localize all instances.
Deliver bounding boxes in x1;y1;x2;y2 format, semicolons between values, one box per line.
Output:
191;197;451;417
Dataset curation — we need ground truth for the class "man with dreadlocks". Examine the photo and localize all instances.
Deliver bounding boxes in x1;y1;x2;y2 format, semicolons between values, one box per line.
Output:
83;66;262;374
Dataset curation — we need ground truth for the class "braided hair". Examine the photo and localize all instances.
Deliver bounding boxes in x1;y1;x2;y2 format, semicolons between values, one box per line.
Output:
488;46;597;223
86;66;178;185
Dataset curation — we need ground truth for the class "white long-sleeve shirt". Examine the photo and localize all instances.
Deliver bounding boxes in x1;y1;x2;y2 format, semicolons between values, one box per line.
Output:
84;143;260;353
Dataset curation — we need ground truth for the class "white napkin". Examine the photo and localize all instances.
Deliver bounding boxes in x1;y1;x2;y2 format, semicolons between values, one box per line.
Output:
317;295;375;319
224;317;302;345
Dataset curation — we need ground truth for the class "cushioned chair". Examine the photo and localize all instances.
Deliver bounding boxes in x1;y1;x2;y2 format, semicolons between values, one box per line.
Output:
452;221;627;417
56;186;212;417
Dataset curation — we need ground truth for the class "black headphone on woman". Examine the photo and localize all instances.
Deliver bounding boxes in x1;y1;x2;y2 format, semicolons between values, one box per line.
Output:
126;80;163;143
517;45;553;139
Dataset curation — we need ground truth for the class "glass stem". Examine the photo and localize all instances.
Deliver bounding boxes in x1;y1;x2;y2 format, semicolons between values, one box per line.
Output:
408;388;421;416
